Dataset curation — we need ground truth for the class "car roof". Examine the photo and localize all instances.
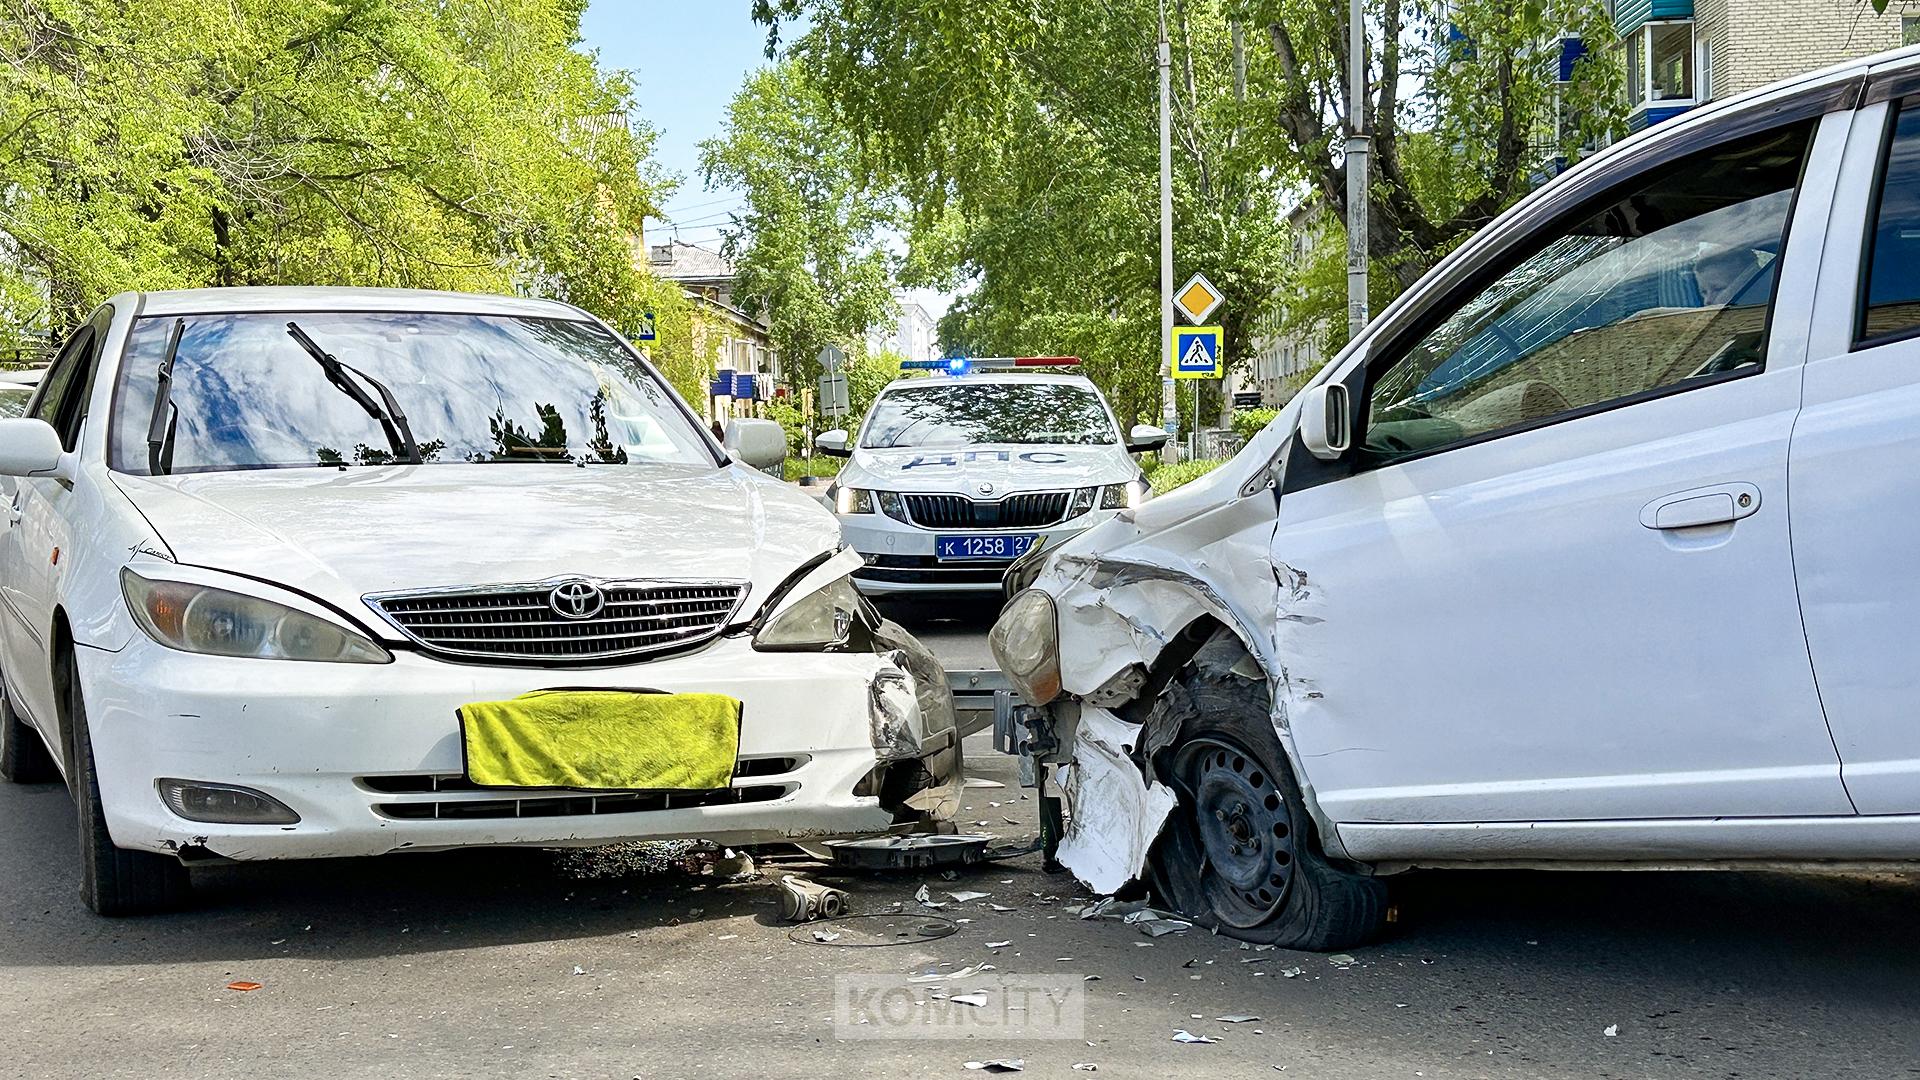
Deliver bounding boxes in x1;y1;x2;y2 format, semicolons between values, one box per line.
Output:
878;372;1100;393
128;286;586;320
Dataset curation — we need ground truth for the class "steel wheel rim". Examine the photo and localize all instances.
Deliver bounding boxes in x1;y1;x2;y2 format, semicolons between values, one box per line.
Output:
1174;736;1297;928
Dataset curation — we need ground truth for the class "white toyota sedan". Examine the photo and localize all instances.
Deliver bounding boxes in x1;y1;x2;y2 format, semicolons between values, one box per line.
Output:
815;358;1167;594
0;287;960;915
993;47;1920;949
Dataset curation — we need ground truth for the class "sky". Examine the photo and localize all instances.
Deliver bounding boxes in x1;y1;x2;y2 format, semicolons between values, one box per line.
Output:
578;4;951;323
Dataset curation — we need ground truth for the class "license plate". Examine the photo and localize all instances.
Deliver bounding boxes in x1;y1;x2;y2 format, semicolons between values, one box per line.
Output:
935;534;1036;561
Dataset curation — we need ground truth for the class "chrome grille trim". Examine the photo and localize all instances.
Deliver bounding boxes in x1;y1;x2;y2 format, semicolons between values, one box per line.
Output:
902;490;1072;529
365;577;749;664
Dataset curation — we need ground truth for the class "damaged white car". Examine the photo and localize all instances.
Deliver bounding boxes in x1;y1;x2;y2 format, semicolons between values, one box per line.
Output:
994;50;1920;949
0;287;959;915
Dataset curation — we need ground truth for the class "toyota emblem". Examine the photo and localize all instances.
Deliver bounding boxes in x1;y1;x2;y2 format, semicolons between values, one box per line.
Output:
977;482;995;496
549;580;606;620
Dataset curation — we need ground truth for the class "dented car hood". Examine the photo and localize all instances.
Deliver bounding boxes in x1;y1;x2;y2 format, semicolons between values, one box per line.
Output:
113;463;839;636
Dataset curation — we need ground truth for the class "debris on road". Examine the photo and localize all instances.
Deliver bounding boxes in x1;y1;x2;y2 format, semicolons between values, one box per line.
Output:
1071;1065;1098;1072
811;929;841;943
569;966;587;976
948;891;991;903
986;940;1012;948
1217;1015;1261;1023
789;912;959;947
1172;1030;1218;1044
1280;967;1305;979
1604;1024;1620;1037
911;964;990;983
1328;954;1357;968
827;833;994;871
226;981;262;992
963;1060;1024;1073
777;875;850;922
951;992;990;1007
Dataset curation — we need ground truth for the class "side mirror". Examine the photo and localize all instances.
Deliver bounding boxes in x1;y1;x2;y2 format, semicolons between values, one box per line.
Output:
725;418;787;471
0;418;66;477
1297;383;1351;461
814;429;852;458
1125;423;1169;453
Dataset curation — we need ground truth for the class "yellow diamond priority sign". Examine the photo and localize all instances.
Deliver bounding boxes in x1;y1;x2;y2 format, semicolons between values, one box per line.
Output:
1173;272;1224;325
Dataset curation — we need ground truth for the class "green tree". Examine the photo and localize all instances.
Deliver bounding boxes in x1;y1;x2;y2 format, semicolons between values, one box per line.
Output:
750;0;1624;423
0;0;675;353
698;61;899;388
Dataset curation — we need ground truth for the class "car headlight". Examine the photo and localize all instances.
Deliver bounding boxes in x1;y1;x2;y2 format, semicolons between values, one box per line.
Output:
121;569;390;663
990;588;1061;705
1098;478;1151;509
832;485;874;514
754;574;866;650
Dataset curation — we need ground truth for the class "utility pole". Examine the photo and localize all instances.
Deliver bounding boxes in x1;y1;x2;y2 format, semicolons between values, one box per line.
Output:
1157;0;1180;464
1345;0;1370;342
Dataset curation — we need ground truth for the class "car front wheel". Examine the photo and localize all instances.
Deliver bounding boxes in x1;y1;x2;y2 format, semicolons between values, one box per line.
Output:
1146;634;1386;951
68;663;191;915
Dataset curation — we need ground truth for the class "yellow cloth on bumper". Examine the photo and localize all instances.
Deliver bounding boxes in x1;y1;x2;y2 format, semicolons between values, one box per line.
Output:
458;690;741;791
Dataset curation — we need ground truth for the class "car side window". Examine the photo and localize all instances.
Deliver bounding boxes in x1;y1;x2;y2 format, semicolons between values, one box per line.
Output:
1859;97;1920;345
30;326;95;452
1360;122;1812;464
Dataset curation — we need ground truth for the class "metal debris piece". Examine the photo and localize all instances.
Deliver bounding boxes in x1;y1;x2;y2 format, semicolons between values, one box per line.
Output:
963;1060;1024;1073
827;833;995;871
778;876;850;923
1172;1030;1218;1044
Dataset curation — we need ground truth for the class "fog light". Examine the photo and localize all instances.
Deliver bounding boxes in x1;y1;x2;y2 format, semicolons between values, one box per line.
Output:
157;779;300;825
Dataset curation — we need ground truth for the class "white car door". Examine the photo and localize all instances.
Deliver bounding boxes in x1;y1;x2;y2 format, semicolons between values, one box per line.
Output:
1272;110;1854;827
0;311;106;735
1790;84;1920;814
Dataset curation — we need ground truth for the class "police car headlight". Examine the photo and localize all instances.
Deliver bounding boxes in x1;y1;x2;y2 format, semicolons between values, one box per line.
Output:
990;589;1061;705
754;575;864;650
1098;478;1151;509
832;485;874;514
876;490;910;523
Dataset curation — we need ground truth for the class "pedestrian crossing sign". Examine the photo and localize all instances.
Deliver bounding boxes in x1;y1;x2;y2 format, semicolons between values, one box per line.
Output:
1170;326;1222;379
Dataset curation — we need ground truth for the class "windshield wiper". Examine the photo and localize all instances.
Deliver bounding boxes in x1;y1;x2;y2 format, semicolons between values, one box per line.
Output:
285;321;422;465
145;318;187;475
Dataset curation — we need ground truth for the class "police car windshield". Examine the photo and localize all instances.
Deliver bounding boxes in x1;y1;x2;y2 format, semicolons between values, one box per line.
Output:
862;382;1116;448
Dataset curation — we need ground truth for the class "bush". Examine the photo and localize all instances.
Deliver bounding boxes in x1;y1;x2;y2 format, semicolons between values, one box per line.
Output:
1230;407;1280;441
783;456;843;482
1147;457;1228;493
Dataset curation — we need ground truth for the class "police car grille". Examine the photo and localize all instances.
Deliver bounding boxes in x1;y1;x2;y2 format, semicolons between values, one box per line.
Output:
903;491;1069;529
368;582;747;663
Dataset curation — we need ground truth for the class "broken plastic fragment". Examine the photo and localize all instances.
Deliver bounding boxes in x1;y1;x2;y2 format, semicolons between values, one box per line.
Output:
226;981;262;992
963;1061;1023;1073
1280;967;1305;978
1216;1015;1261;1023
1604;1024;1619;1037
1071;1065;1098;1072
985;940;1012;949
951;992;990;1007
1172;1030;1217;1044
948;891;991;903
1327;954;1357;967
1055;709;1179;893
812;929;841;943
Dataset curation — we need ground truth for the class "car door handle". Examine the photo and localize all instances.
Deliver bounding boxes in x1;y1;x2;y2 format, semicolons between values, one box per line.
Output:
1639;483;1761;530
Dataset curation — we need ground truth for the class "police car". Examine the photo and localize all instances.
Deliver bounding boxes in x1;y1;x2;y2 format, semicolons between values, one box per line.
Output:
815;356;1168;594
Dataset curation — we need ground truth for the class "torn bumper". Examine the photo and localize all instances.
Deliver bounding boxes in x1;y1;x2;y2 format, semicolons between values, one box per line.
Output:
77;629;959;861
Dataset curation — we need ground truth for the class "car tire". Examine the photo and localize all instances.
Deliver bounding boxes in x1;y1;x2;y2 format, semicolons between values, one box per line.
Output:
0;678;59;784
1146;637;1386;951
68;665;191;916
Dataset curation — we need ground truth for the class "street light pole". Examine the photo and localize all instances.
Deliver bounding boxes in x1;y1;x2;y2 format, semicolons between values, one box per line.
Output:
1345;0;1370;342
1158;0;1180;464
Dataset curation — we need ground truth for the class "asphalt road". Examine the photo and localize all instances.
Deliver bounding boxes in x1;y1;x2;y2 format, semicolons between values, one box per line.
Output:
3;605;1919;1078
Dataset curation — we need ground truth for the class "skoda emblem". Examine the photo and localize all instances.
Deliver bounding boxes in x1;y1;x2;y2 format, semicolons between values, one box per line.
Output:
977;482;995;496
549;580;606;620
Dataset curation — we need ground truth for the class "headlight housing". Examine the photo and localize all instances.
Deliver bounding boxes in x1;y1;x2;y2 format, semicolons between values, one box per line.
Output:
832;485;874;514
990;588;1062;705
753;574;866;651
121;569;390;663
1098;478;1152;509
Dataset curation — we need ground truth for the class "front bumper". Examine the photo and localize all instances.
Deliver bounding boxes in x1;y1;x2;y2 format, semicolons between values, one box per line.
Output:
77;630;960;861
839;509;1119;594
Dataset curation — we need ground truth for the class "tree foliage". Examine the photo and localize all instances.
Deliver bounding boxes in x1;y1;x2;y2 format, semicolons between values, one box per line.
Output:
699;61;899;388
751;0;1624;425
0;0;686;365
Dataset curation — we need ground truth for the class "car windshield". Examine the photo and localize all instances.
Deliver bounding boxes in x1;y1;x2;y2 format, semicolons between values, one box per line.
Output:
0;385;34;419
109;311;716;474
860;382;1116;448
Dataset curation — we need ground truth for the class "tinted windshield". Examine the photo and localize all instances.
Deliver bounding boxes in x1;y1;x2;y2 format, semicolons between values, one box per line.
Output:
860;382;1116;448
110;312;716;475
